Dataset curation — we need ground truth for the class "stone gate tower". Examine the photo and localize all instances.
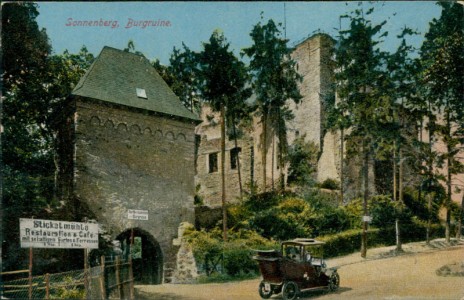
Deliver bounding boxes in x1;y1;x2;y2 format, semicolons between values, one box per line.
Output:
57;46;200;283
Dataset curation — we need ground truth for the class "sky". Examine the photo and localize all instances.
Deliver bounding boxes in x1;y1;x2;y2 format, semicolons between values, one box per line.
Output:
35;1;442;65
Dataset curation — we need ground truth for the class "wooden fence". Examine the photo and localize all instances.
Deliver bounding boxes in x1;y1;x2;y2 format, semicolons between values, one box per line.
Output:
1;256;134;300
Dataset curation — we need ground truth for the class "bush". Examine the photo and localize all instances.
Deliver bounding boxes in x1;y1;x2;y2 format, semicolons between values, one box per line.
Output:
287;135;318;186
302;190;351;235
320;229;370;257
309;207;351;236
227;203;252;230
50;276;85;299
250;197;314;240
343;195;409;230
318;220;446;258
319;178;340;190
223;243;257;276
184;228;277;279
243;191;290;212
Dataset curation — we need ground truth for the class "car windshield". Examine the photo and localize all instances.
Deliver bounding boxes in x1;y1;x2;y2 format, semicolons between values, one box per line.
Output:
283;244;302;260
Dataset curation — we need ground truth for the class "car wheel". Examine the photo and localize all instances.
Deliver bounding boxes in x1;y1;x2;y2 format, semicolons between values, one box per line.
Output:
328;271;340;291
282;281;299;300
258;281;273;299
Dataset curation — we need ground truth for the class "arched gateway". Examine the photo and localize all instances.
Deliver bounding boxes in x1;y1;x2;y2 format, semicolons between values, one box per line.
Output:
57;46;201;283
117;228;163;284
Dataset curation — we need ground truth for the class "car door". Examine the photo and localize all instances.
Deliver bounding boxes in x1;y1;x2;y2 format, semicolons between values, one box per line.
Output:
301;248;319;289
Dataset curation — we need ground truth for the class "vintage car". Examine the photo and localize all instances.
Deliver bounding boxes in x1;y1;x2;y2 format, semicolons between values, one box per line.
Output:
253;238;339;300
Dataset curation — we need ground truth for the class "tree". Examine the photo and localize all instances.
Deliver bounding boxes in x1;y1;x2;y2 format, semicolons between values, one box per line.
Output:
167;43;201;113
242;17;302;192
420;1;464;243
47;47;95;198
2;3;96;269
334;6;390;257
385;27;423;252
286;135;319;186
2;2;47;268
2;4;54;258
197;30;249;241
225;78;253;198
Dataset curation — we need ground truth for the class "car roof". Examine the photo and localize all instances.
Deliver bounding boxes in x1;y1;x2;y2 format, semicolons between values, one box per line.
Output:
282;238;325;246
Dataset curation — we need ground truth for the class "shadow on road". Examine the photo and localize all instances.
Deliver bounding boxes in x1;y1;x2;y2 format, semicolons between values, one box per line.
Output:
135;289;197;300
299;287;352;299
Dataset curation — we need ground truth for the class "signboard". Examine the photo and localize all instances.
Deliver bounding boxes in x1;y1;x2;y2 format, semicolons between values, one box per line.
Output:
20;218;99;249
128;209;149;220
362;216;373;223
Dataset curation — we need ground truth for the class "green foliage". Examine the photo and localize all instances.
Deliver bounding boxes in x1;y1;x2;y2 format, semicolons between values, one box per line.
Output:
303;190;350;235
1;3;95;271
309;207;351;236
242;191;285;212
227;203;252;230
242;17;302;188
343;199;364;229
369;195;406;228
50;276;85;300
223;243;257;276
184;228;276;278
2;3;51;90
242;18;302;112
403;186;442;223
194;184;204;206
198;30;250;113
166;43;201;112
197;30;251;240
420;2;464;240
234;191;352;239
250;197;314;240
319;178;340;190
319;219;445;258
189;189;447;279
287;135;319;186
320;229;381;258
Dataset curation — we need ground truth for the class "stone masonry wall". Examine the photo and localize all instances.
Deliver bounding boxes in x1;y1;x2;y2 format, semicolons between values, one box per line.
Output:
288;34;325;147
195;105;255;207
72;98;196;281
195;135;254;207
288;34;340;183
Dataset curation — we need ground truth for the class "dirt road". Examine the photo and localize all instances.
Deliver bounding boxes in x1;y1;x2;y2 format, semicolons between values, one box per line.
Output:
135;242;464;300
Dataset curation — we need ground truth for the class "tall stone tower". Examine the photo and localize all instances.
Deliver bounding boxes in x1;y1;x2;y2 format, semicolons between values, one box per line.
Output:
288;33;340;183
57;46;200;283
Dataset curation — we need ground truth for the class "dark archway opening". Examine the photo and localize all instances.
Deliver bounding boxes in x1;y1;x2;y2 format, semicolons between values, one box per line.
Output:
116;228;163;284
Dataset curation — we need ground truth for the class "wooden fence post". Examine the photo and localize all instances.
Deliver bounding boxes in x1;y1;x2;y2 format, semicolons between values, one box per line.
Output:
45;273;50;300
129;228;135;300
115;256;122;299
129;256;134;300
28;247;33;300
84;249;89;300
99;256;106;300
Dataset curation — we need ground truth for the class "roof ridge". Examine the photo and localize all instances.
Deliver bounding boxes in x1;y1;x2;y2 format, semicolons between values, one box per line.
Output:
102;45;148;60
71;46;201;122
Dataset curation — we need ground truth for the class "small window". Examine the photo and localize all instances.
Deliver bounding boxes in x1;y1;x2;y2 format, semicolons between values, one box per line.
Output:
230;147;241;170
209;153;218;173
136;88;147;99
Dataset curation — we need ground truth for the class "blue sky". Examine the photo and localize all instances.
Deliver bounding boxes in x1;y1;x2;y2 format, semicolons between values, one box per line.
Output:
36;2;442;65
